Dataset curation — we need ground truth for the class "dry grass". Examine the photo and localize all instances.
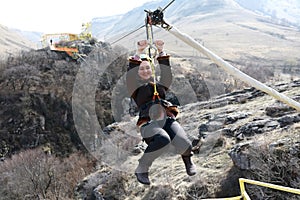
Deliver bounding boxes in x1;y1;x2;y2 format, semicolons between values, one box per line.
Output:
238;125;300;199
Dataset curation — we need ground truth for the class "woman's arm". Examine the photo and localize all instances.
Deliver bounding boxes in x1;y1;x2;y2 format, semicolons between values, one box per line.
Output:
158;55;172;89
126;58;141;98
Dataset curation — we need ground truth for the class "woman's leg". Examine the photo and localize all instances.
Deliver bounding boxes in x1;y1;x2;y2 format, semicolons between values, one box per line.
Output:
135;121;171;184
163;118;197;176
163;118;192;156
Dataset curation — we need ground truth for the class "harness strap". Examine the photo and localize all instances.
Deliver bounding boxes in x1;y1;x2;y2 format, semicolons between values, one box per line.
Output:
140;98;174;111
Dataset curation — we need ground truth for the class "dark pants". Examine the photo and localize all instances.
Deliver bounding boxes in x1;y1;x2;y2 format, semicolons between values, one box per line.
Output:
139;117;192;166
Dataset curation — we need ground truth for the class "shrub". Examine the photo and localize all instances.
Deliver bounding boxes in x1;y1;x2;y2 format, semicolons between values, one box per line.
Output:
0;148;96;200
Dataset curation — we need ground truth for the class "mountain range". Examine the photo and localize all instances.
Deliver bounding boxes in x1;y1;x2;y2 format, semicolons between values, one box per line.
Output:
92;0;300;41
90;0;300;69
1;0;300;66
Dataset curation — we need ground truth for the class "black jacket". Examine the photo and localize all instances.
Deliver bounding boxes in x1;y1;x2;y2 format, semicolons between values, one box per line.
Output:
126;55;173;125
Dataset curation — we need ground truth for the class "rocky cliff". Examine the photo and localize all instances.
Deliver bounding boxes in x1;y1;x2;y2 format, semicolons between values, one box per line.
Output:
0;41;119;158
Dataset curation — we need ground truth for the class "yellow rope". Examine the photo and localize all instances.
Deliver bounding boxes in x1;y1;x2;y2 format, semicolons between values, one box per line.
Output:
146;23;159;100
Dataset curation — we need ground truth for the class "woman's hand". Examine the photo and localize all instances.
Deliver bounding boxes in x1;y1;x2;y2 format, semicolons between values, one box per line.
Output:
154;40;164;54
137;40;148;54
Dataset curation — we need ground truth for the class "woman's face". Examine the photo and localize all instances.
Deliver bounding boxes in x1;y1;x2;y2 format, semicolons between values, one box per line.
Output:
138;60;152;80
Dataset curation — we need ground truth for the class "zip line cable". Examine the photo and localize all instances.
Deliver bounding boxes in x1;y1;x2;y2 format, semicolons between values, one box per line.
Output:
161;0;175;12
110;24;145;45
109;0;300;111
149;1;300;111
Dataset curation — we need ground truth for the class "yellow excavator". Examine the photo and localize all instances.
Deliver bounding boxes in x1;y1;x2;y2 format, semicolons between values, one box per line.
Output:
41;23;92;59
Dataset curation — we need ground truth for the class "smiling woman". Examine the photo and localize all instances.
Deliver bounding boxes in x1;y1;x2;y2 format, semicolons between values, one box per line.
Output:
0;0;154;33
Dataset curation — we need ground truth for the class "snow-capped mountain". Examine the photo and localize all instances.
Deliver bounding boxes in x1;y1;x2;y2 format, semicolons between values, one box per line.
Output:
234;0;300;27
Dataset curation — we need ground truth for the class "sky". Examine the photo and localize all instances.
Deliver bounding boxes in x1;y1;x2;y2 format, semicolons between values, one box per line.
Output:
1;0;154;33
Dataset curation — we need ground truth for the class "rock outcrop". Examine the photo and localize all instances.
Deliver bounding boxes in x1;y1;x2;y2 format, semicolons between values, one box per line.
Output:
75;80;300;199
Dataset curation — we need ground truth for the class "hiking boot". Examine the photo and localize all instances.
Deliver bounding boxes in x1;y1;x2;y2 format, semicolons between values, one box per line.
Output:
182;155;197;176
135;162;151;185
135;172;150;185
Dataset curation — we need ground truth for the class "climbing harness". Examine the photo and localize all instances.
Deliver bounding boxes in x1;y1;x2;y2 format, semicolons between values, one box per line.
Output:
136;0;178;117
143;0;175;101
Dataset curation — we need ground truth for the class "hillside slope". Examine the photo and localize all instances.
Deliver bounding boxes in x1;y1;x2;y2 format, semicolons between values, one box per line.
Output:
0;25;36;58
235;0;300;27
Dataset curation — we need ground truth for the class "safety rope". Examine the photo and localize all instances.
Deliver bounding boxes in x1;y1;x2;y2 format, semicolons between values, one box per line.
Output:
145;12;160;101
